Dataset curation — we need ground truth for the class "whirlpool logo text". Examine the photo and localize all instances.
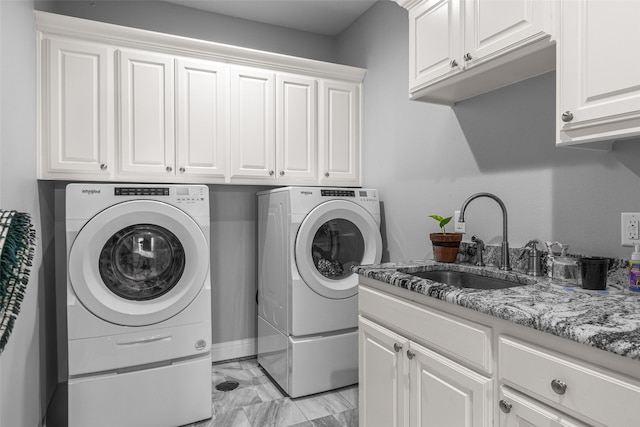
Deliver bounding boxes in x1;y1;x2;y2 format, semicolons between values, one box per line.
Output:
81;189;101;195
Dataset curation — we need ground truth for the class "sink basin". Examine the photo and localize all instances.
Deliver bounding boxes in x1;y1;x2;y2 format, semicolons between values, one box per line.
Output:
408;270;526;290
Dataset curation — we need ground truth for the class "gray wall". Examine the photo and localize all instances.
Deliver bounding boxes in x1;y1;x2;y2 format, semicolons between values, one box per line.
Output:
0;1;48;426
36;0;338;63
338;1;640;261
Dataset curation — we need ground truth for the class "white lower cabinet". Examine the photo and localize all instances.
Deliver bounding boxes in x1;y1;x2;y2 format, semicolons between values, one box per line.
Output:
359;280;640;427
498;386;588;427
359;286;493;427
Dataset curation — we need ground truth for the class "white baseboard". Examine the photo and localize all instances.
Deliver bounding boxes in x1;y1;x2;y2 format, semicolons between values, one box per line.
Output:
210;338;257;363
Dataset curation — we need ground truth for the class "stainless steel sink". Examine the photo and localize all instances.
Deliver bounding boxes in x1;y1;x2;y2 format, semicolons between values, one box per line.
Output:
408;270;526;290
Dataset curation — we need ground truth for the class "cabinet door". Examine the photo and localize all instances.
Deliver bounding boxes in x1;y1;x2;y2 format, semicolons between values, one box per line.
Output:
409;0;462;90
319;80;360;186
276;74;317;182
359;317;409;427
558;0;640;147
498;387;588;427
176;58;227;179
409;340;493;427
118;49;175;175
464;0;550;65
229;66;275;179
43;37;112;177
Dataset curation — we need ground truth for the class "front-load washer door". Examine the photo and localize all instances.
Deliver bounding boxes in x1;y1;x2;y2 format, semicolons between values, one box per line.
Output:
295;200;382;299
68;200;209;326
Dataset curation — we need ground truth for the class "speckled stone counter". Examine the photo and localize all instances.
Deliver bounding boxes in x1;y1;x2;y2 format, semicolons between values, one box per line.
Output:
354;260;640;360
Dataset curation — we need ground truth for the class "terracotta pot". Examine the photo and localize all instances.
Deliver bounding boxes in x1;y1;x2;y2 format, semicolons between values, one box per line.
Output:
430;233;463;263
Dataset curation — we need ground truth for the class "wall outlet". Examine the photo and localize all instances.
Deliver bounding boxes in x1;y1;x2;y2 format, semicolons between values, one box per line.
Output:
621;212;640;246
454;210;465;234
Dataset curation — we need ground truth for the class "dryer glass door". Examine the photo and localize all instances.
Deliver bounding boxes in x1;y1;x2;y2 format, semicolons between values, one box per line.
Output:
295;200;382;299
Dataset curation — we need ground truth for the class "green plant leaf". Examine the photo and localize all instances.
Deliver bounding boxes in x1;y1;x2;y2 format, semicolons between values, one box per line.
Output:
428;214;444;222
439;217;452;228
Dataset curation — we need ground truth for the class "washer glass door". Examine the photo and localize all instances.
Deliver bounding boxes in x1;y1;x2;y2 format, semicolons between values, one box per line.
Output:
295;200;382;299
69;200;209;326
99;224;185;301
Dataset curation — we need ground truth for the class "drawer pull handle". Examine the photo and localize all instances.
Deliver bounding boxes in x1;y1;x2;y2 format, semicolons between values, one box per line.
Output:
406;349;415;360
166;166;173;173
99;163;107;171
393;342;402;352
499;400;512;414
179;167;186;173
551;379;567;395
269;170;275;176
561;111;574;122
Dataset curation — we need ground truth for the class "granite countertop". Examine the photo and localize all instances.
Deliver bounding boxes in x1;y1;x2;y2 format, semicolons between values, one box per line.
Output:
354;261;640;361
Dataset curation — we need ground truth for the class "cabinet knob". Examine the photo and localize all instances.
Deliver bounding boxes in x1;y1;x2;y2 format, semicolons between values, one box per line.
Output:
179;167;185;173
99;163;107;171
561;111;574;122
269;170;275;176
393;343;403;353
450;59;459;68
464;53;472;61
279;170;285;176
166;166;173;173
498;400;512;414
324;172;330;178
551;379;567;395
406;349;415;360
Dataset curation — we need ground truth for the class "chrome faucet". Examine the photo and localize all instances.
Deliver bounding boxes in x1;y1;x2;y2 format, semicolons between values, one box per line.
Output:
459;193;511;271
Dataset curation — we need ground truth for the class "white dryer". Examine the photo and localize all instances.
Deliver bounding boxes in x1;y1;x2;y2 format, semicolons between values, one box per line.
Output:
257;187;382;397
64;183;212;427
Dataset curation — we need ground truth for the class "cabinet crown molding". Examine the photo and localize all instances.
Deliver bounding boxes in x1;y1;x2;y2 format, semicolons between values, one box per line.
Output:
34;11;366;83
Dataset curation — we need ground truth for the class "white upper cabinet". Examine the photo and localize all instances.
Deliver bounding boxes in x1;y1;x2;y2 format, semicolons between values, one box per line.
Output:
556;0;640;150
40;36;113;179
319;80;360;186
117;49;175;177
229;66;276;180
398;0;554;105
176;58;227;179
410;0;462;90
36;11;365;186
276;74;317;183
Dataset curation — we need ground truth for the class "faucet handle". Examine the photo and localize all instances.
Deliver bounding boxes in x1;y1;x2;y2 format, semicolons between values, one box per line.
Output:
471;235;486;267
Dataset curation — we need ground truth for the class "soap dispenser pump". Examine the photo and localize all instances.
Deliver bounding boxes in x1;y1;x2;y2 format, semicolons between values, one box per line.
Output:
630;244;640;292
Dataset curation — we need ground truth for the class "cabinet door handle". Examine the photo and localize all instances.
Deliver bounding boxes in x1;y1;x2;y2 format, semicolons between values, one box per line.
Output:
551;379;567;395
463;53;472;61
393;343;403;352
279;170;285;176
406;349;415;360
269;170;275;176
179;167;186;173
166;166;173;173
498;400;512;414
324;172;330;178
450;59;458;68
561;111;574;122
99;163;107;171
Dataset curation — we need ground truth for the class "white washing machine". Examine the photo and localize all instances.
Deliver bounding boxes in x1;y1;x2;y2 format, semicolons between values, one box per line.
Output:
257;187;382;397
64;183;212;427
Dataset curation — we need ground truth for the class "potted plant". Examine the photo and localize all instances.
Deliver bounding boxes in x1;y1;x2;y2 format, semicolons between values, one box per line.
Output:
429;215;463;263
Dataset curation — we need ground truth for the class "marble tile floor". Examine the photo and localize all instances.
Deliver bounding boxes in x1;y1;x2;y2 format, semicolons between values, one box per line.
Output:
183;358;359;427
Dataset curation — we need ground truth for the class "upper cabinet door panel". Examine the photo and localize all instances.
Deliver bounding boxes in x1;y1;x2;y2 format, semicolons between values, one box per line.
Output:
229;66;275;179
176;58;227;178
45;37;112;176
464;0;550;64
276;74;317;181
410;0;462;89
558;0;640;147
319;80;360;186
118;49;175;175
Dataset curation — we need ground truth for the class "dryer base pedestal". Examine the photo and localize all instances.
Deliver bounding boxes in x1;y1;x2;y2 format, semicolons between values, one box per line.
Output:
67;355;212;427
258;316;358;398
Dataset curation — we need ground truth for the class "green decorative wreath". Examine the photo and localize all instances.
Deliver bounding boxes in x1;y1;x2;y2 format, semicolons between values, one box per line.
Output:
0;210;36;355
